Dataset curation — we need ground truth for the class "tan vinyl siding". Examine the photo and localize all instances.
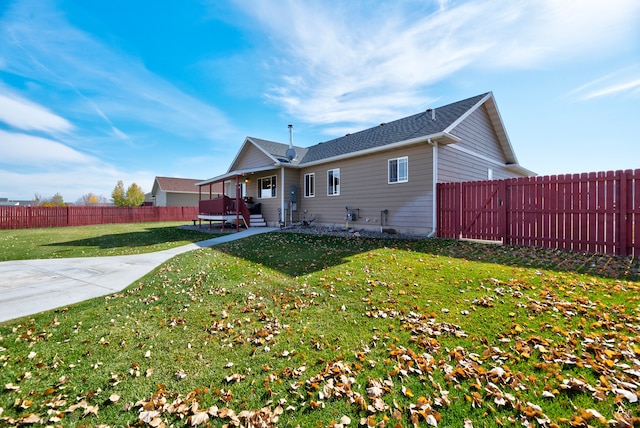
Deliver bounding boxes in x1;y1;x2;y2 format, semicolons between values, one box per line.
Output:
250;171;280;225
450;105;504;160
438;146;516;182
231;144;274;170
298;144;434;233
245;168;300;226
282;168;301;225
438;104;527;183
165;193;200;207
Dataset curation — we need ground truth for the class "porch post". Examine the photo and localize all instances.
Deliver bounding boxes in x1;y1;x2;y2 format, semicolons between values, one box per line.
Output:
236;175;241;232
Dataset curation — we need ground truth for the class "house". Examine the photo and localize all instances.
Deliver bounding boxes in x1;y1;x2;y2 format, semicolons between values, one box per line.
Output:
0;198;33;206
148;176;221;207
196;92;534;234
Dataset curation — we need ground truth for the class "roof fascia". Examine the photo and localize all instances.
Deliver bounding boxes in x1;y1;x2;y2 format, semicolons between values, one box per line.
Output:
300;132;461;168
246;137;281;163
444;92;518;165
166;190;200;194
226;138;281;173
196;165;280;186
506;164;536;176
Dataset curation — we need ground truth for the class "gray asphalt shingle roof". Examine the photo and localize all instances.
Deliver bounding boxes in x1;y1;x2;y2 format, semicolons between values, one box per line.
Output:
250;93;488;165
246;137;309;165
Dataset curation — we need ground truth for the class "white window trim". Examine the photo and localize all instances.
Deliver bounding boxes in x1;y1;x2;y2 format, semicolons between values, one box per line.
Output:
327;168;340;196
257;175;277;199
304;173;315;198
388;156;408;184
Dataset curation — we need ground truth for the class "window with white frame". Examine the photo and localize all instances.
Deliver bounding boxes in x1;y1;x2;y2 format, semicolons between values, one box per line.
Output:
304;173;315;197
258;175;277;198
388;156;408;183
327;168;340;196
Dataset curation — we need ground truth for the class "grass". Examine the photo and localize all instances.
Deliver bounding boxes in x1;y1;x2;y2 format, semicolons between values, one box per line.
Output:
0;222;219;260
0;231;639;427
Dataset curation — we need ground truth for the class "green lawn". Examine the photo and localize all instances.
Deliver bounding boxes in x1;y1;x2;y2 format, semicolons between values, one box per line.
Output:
0;222;219;260
0;232;638;427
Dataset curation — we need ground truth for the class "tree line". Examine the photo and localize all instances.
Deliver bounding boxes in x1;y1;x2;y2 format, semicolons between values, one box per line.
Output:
33;181;146;207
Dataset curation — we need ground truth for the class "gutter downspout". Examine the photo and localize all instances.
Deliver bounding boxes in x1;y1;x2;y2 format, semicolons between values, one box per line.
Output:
427;138;438;238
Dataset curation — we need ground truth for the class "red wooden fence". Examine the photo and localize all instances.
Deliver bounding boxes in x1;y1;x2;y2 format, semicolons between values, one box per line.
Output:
0;206;199;230
438;169;640;257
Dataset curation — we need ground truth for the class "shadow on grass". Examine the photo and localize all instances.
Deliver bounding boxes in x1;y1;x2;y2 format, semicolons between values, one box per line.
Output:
44;227;216;249
213;231;640;281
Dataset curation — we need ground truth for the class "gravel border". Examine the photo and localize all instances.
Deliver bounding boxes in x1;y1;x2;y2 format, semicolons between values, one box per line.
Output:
278;224;425;240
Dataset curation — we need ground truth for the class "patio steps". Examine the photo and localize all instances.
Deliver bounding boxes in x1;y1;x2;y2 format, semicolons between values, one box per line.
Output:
250;214;267;227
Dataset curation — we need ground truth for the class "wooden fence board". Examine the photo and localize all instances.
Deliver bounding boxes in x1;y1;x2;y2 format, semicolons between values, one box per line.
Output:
437;169;640;257
0;206;199;230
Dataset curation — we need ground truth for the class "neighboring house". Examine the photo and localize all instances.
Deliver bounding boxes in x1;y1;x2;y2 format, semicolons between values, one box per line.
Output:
196;92;535;234
148;176;221;207
0;198;33;206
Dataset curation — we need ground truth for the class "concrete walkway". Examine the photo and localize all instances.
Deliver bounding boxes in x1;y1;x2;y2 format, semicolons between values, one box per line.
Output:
0;228;278;323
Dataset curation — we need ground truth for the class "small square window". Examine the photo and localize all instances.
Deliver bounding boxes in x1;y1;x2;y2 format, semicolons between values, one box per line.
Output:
388;157;408;183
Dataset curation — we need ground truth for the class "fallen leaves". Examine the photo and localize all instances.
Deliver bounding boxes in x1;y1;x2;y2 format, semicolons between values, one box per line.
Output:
134;384;284;427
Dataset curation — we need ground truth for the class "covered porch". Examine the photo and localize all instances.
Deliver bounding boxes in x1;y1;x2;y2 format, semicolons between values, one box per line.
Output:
196;169;271;231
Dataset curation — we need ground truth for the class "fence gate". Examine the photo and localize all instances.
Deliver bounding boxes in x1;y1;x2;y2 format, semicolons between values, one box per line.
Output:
461;180;506;242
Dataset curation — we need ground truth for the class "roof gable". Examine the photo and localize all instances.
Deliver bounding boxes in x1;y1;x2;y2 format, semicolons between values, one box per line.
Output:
153;177;203;193
248;137;309;165
228;137;309;172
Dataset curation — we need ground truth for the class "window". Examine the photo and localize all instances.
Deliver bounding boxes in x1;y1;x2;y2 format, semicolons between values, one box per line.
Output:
304;173;315;197
327;168;340;196
258;176;276;198
388;157;408;183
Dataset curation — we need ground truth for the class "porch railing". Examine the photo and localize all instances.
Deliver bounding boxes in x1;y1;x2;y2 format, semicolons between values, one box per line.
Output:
199;196;251;227
199;196;235;215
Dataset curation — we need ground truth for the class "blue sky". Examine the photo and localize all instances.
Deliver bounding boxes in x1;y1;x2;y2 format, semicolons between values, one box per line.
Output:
1;0;639;202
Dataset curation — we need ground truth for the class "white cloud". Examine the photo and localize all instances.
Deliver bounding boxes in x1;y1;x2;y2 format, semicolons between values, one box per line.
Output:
236;0;640;128
0;130;94;165
568;66;640;101
0;92;73;133
582;78;640;100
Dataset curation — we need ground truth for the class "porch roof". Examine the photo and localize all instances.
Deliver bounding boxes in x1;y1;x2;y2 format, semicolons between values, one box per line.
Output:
195;165;283;186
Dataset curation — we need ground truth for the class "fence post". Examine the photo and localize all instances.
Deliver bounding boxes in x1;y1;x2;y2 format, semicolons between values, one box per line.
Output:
499;179;508;245
618;170;628;256
454;182;462;239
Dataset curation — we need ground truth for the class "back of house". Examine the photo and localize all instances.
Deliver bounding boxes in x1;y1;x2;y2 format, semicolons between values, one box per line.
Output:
197;92;534;234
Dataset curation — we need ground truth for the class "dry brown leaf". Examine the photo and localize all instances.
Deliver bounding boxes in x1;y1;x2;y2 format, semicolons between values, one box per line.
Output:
20;414;41;424
83;404;99;417
189;411;210;426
